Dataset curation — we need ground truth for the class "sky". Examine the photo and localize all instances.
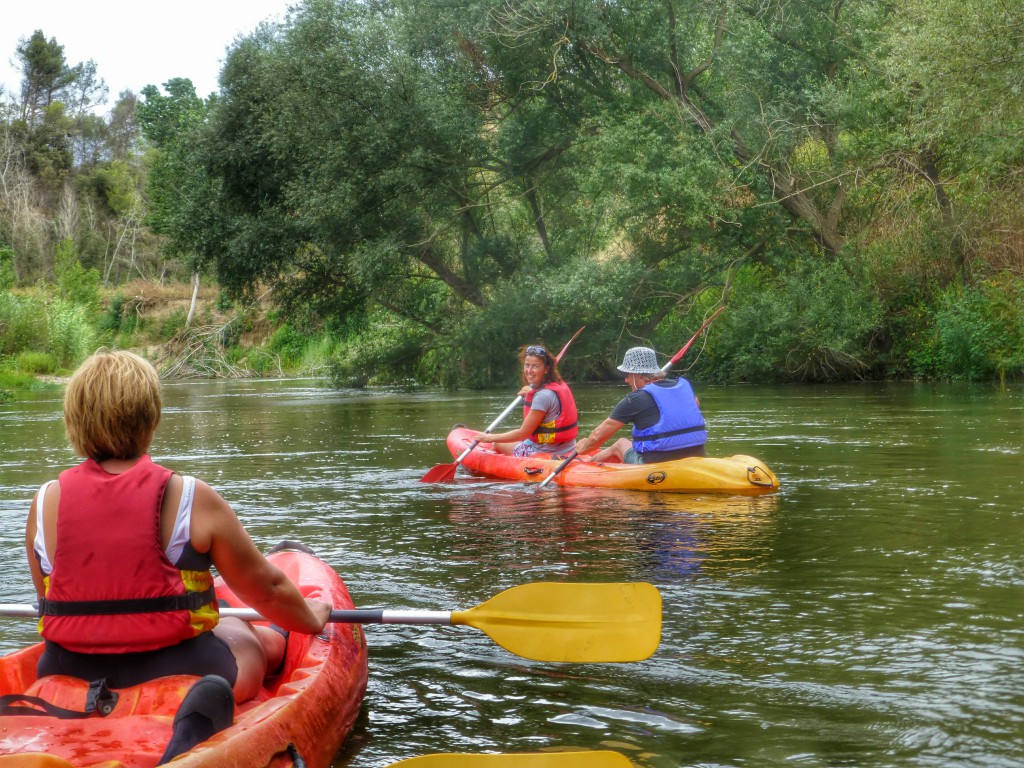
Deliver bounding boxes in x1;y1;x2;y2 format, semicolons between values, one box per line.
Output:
1;0;296;112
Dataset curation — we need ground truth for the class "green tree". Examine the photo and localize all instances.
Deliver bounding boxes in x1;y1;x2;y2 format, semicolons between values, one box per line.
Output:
17;102;74;189
15;31;76;126
107;91;141;162
203;2;503;325
137;78;220;275
54;236;100;308
440;0;902;259
873;0;1024;281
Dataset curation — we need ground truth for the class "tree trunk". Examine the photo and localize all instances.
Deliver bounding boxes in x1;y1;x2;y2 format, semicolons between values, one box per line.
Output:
524;183;554;261
186;271;200;328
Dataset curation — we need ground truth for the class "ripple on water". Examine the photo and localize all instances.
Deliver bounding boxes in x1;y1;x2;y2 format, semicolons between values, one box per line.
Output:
4;381;1024;768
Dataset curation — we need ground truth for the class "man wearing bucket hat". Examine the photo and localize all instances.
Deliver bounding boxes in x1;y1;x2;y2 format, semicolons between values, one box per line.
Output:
573;346;707;464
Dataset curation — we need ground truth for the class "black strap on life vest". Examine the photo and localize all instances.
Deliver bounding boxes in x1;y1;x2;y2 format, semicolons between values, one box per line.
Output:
0;678;118;718
639;423;706;441
39;586;217;617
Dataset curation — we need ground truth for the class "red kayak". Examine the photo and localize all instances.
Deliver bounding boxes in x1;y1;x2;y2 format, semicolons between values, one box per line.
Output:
0;545;368;768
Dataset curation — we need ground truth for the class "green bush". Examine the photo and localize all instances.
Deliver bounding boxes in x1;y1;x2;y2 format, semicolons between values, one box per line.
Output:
47;300;96;368
54;238;101;310
0;368;41;390
0;292;49;355
327;313;430;388
267;323;309;366
698;258;883;383
16;350;59;375
0;246;15;290
920;277;1024;381
99;292;138;336
418;256;649;389
159;309;188;341
299;335;340;373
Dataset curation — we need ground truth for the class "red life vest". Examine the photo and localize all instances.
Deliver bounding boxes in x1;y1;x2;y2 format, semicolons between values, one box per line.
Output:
39;456;219;654
523;380;579;445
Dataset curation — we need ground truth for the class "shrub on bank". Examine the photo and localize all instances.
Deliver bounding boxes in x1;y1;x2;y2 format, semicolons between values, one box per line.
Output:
0;292;95;378
0;292;49;356
917;276;1024;381
47;301;96;368
15;350;60;375
325;313;430;388
696;259;882;383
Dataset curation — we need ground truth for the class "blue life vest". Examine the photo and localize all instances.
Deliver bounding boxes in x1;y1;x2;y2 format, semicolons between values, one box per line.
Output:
631;379;707;453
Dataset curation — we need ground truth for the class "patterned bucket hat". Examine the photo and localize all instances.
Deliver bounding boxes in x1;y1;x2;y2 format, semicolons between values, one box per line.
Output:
616;347;661;374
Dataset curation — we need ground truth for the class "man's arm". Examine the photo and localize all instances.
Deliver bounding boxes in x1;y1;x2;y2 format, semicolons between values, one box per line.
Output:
574;417;627;455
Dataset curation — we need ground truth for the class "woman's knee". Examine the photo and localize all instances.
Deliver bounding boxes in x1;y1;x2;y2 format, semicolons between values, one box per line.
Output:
213;619;267;701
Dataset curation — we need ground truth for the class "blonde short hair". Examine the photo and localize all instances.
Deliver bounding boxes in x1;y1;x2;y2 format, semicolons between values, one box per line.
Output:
64;350;162;460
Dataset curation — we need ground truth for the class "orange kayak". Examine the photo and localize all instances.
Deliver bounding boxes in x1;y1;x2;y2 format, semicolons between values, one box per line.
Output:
0;546;368;768
446;427;779;495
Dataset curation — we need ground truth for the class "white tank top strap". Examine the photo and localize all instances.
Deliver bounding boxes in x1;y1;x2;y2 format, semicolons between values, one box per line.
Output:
35;476;197;575
33;480;56;575
165;475;196;565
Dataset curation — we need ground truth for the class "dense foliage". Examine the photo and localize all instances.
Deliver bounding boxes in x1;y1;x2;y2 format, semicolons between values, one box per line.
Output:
2;2;1024;388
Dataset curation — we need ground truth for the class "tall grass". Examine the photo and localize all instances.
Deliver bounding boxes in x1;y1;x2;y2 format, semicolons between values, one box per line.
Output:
0;292;96;377
47;301;96;368
0;292;49;356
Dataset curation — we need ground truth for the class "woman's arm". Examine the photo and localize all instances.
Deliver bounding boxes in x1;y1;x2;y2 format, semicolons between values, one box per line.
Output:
470;406;548;444
25;491;46;601
189;480;330;634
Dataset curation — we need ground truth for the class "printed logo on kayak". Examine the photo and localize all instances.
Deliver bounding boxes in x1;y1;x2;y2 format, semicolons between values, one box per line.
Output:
645;471;667;485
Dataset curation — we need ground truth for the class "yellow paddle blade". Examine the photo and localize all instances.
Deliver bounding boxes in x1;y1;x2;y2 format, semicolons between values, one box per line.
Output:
388;751;634;767
0;755;79;768
451;582;661;663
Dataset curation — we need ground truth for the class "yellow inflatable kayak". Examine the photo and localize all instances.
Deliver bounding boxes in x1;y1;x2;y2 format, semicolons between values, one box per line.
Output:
445;428;779;495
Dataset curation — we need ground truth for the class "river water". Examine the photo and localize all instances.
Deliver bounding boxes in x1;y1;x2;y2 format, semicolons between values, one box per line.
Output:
1;379;1023;767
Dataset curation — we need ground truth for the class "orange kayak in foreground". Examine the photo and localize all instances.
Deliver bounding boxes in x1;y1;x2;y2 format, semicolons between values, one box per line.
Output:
446;427;779;495
0;546;368;768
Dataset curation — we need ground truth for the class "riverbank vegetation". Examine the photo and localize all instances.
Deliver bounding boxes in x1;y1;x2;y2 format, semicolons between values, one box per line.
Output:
3;0;1024;395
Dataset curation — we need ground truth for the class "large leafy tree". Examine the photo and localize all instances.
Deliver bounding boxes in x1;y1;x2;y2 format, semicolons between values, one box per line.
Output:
199;0;759;342
203;0;534;328
137;78;223;277
461;0;897;258
15;31;77;126
871;0;1024;279
13;31;108;181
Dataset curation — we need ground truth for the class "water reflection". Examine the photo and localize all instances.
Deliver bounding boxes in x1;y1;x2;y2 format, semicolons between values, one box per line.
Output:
3;380;1024;768
443;482;779;583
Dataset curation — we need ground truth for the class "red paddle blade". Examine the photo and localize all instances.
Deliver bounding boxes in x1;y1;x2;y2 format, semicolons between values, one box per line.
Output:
420;463;458;483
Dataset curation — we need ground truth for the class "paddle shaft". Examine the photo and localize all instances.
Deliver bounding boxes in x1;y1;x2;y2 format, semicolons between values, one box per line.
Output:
0;604;454;625
664;306;725;369
538;309;724;488
452;396;524;463
388;751;634;767
0;579;661;663
538;450;578;488
244;607;456;625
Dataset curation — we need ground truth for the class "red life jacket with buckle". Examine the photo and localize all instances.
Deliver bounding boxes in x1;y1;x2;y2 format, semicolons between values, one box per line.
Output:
39;456;218;654
524;380;579;445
